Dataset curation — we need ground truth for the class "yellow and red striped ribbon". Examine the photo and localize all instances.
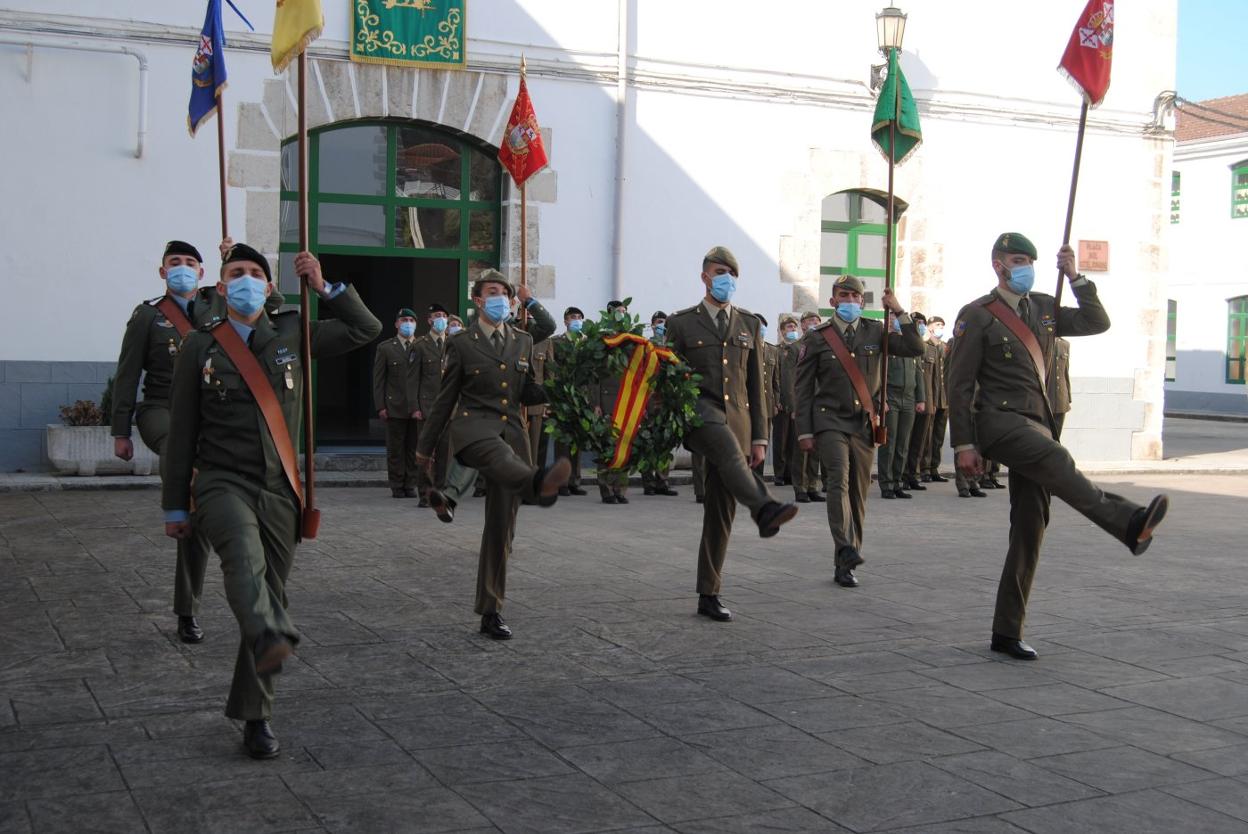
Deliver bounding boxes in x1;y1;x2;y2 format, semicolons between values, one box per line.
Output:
601;333;679;469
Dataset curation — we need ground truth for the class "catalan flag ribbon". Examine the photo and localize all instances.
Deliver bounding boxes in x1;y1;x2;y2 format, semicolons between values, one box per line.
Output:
601;333;680;470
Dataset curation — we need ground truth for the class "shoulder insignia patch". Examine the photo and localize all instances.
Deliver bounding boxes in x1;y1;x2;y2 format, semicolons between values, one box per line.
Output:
954;320;967;337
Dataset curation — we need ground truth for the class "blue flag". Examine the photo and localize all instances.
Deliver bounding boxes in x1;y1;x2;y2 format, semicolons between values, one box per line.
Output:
188;0;228;137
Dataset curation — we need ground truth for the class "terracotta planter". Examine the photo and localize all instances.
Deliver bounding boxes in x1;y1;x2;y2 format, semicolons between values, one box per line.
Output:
45;425;158;476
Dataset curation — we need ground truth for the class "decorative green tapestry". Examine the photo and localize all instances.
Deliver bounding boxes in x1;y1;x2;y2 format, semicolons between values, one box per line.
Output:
351;0;466;69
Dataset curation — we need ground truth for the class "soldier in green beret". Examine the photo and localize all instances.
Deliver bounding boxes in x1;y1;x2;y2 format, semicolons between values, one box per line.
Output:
373;307;423;499
163;244;381;758
946;233;1168;661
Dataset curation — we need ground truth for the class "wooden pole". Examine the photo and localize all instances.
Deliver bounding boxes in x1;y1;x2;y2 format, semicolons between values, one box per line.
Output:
297;51;316;521
877;48;898;446
1054;99;1089;335
518;55;530;328
216;92;228;238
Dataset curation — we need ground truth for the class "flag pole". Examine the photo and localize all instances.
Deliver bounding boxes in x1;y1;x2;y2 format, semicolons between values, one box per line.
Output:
877;47;898;446
297;50;316;522
215;92;229;238
518;56;530;327
1054;99;1089;335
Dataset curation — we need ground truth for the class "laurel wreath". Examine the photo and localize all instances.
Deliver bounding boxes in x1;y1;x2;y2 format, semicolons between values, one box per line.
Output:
544;300;703;475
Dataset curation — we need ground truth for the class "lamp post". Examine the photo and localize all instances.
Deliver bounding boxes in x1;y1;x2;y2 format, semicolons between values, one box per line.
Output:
871;5;907;90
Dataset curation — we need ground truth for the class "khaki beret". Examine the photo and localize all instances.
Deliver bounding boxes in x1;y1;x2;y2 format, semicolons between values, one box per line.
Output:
833;274;865;294
472;268;515;298
703;245;739;276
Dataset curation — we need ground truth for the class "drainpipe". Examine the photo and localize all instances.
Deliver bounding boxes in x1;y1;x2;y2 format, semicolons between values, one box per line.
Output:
611;0;630;300
0;35;149;158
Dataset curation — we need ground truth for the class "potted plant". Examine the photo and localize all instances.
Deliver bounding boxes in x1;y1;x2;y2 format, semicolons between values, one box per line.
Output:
46;377;158;475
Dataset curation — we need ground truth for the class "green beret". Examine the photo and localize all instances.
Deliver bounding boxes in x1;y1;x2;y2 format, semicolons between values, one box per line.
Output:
222;243;272;282
800;310;821;321
833;274;865;294
992;232;1038;260
472;268;515;298
703;245;739;276
779;314;799;327
397;308;417;320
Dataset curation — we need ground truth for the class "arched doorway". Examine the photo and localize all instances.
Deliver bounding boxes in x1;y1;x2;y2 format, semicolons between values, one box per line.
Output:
278;119;503;446
818;189;908;320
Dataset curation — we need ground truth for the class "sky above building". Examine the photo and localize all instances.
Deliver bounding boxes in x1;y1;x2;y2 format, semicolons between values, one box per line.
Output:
1177;0;1248;101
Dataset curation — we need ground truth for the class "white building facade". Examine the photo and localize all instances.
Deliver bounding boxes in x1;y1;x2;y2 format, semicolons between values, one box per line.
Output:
0;0;1178;469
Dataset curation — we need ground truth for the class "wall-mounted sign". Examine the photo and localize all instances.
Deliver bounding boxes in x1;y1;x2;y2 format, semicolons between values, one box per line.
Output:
1078;239;1109;272
351;0;466;69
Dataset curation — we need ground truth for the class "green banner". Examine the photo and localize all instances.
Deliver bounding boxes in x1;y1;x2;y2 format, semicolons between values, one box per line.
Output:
351;0;466;69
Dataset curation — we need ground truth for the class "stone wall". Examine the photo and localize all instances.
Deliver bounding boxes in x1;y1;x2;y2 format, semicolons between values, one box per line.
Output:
0;361;116;471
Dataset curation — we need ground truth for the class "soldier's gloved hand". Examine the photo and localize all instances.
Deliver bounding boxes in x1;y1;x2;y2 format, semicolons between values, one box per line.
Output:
955;449;984;477
114;437;134;461
165;521;191;540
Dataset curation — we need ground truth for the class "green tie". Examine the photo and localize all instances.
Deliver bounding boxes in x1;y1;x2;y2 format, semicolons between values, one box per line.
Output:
716;309;728;339
492;331;503;353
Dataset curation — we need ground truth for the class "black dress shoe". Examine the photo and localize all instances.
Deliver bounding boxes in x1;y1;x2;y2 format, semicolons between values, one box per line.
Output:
985;478;1005;490
417;498;430;508
472;486;488;498
894;490;912;499
558;487;571;496
957;487;971;498
391;488;405;498
428;489;455;523
756;501;799;538
568;485;588;496
834;568;859;588
177;615;204;644
906;479;927;491
795;492;811;503
969;487;988;497
615;495;630;504
480;612;513;639
404;488;418;498
881;489;896;499
920;474;932;483
656;486;679;496
697;594;732;621
1125;494;1169;555
807;491;826;503
643;486;656;496
253;631;293;675
991;634;1038;660
601;494;618;504
929;473;950;483
243;719;280;759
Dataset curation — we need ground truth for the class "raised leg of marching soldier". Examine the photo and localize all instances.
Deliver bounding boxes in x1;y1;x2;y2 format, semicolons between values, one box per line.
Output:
817;427;874;587
415;419;448;504
137;404;209;643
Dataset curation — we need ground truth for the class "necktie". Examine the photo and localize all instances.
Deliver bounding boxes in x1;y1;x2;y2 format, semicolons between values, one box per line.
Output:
844;325;855;343
716;309;728;339
186;300;195;320
1018;297;1031;325
491;331;503;353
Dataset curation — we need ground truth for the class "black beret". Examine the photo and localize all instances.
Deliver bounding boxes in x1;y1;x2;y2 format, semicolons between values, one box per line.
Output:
651;310;667;322
563;306;584;318
397;308;417;319
221;243;272;282
163;240;203;263
607;300;626;310
428;303;449;315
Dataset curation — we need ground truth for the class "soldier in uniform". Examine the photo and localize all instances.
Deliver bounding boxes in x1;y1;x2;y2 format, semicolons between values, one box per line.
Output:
796;275;924;587
794;310;827;503
596;300;633;504
1051;336;1072;438
163;244;381;758
921;316;951;483
773;315;801;486
526;308;553;470
641;311;680;497
412;304;453;504
372;308;422;499
903;313;940;490
665;246;799;621
756;315;782;477
877;317;926;499
947;233;1168;660
418;271;571;639
549;307;589;497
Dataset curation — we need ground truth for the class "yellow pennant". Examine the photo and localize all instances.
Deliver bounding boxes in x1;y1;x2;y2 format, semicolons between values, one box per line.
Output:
271;0;324;72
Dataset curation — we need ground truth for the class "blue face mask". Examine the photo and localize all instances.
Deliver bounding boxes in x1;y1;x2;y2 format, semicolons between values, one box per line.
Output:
482;294;511;323
1006;264;1035;295
166;265;199;294
710;273;737;303
784;329;800;342
836;302;862;323
224;276;268;317
568;318;584;333
430;317;447;334
917;323;928;338
759;326;768;341
890;317;902;334
398;321;416;338
448;324;463;335
654;323;666;338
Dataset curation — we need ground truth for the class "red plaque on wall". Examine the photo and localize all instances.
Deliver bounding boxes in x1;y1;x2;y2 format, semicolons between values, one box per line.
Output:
1078;240;1109;272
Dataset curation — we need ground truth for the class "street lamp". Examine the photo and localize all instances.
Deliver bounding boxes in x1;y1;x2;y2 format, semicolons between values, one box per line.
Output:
875;5;908;54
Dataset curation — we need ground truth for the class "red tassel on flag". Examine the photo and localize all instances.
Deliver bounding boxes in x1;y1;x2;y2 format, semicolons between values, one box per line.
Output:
1058;0;1114;108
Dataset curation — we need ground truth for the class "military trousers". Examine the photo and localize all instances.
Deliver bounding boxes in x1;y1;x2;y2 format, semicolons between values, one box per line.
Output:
414;419;449;497
772;413;792;483
597;461;629;498
136;402;210;617
385;416;421;491
527;412;550;467
982;418;1144;640
925;408;948;475
876;404;915;491
691;452;707;500
553;439;582;488
955;468;981;491
641;458;673;491
815;427;875;554
1052;412;1067;441
456;432;537;615
905;409;934;481
193;470;299;721
683;423;773;596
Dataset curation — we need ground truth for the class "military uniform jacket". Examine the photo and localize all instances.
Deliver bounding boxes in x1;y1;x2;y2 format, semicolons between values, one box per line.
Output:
527;338;551;417
922;340;947;410
777;340;800;413
1051;337;1072;415
762;342;782;417
946;282;1108;451
417;320;536;457
162;286;382;512
110;288;228;436
372;337;422;415
795;318;924;438
664;300;767;450
885;353;926;408
412;334;450;415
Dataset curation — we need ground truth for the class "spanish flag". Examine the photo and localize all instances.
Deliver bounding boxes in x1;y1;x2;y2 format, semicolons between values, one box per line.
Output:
271;0;323;72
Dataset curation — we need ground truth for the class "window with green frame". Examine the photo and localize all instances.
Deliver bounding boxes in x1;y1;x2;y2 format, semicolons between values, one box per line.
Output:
1170;171;1180;224
278;120;503;305
1165;299;1177;381
1233;161;1248;219
818;191;903;320
1228;295;1248;384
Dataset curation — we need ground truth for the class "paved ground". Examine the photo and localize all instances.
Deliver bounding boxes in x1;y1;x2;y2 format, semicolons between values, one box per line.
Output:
3;471;1248;833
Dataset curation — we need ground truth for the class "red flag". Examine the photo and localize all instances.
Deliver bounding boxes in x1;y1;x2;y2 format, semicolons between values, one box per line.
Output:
498;74;548;187
1058;0;1114;108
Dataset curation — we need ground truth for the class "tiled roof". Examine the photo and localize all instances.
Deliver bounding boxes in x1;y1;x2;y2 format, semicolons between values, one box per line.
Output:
1175;93;1248;142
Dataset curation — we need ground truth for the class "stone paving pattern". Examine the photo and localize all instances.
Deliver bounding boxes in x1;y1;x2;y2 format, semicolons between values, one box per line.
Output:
2;473;1248;833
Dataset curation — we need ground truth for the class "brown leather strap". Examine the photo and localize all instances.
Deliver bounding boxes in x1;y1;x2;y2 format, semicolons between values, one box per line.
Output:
155;297;194;339
819;325;879;429
208;323;305;507
984;298;1047;388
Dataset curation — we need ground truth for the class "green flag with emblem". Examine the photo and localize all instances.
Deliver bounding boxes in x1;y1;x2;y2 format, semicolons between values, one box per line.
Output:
871;48;922;165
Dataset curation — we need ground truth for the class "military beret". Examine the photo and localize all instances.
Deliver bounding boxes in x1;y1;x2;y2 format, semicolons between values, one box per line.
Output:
833;274;865;294
163;240;203;263
472;268;514;298
397;308;418;320
651;310;667;323
779;314;799;327
912;311;927;323
703;245;739;276
427;303;448;315
800;310;822;322
607;300;626;311
992;232;1038;260
221;243;272;282
563;306;584;319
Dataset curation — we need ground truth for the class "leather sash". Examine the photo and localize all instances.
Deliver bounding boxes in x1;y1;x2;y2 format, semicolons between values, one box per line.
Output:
819;325;885;446
155;297;195;339
984;298;1047;389
208;322;315;537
